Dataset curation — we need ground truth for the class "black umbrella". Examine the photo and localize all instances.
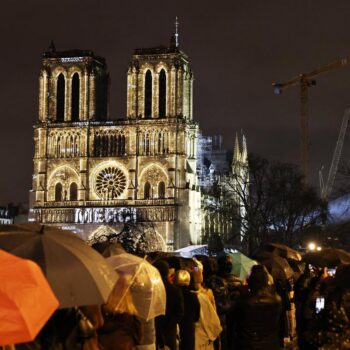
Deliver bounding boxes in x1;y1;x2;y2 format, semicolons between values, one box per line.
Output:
258;242;302;261
259;253;295;281
303;248;350;268
0;224;118;308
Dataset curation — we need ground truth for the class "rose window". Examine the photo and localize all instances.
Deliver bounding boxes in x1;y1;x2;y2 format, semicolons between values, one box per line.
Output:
95;167;127;199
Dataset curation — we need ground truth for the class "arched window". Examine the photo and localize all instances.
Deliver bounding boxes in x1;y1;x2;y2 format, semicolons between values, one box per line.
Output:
158;181;165;199
55;183;63;201
159;69;166;117
70;182;78;201
144;70;152;118
56;74;65;122
144;182;151;199
71;73;80;121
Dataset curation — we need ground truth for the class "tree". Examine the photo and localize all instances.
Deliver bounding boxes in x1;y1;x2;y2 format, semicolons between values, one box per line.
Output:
207;154;323;255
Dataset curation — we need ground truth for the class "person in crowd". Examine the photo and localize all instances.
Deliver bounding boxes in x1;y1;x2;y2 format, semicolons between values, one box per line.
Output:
136;318;156;350
154;260;184;350
274;277;293;347
98;274;143;350
217;255;242;349
294;264;313;348
295;267;332;349
312;264;350;348
231;264;282;350
174;269;200;350
202;257;231;350
192;263;222;350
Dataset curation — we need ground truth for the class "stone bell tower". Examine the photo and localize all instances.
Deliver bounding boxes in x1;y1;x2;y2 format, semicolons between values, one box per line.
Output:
38;42;109;123
32;43;110;207
126;18;193;121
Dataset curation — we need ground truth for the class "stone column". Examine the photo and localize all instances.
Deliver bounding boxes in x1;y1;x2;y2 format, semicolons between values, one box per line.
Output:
83;70;89;120
138;70;144;118
65;76;71;121
169;66;176;117
176;67;184;116
153;71;159;118
89;73;95;120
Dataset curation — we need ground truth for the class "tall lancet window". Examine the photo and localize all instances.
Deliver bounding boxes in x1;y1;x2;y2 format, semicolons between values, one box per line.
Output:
71;73;80;121
144;182;151;199
159;69;166;117
144;70;152;118
56;74;65;122
55;183;63;201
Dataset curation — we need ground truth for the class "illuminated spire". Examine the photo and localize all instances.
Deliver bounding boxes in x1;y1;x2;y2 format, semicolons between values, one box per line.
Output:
171;17;180;48
175;16;179;48
242;132;248;162
233;133;241;162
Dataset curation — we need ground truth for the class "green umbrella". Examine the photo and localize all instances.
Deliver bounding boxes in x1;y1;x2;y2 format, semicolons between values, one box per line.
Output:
225;252;258;280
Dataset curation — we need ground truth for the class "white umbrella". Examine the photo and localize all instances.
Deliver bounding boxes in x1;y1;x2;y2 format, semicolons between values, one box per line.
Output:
106;253;166;321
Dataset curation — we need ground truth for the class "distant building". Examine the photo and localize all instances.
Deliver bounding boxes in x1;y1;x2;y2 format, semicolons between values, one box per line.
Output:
200;133;249;244
0;203;28;224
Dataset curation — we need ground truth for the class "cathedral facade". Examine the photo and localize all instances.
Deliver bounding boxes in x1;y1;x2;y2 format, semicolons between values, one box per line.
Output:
29;34;201;250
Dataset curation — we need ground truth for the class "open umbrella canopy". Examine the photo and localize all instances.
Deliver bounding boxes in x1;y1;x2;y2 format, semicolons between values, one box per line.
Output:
225;252;258;280
257;243;302;261
303;248;350;268
0;250;59;345
259;253;295;281
0;224;118;309
107;252;166;321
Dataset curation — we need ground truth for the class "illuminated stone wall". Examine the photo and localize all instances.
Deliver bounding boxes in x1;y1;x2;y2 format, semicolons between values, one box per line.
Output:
30;44;201;250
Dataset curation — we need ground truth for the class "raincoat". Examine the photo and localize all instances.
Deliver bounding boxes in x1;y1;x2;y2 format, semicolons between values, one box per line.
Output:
194;291;222;350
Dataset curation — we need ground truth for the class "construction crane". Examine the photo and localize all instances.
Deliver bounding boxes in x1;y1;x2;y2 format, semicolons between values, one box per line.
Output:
319;107;350;202
272;56;350;182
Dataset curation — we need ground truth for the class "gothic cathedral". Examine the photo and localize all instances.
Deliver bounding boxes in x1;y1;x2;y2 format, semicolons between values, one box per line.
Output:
29;29;202;250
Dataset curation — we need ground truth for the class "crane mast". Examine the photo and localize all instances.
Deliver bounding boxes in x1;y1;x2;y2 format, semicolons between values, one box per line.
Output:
273;56;350;182
319;107;350;201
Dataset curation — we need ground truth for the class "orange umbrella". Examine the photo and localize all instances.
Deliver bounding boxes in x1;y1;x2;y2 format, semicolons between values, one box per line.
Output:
0;249;59;346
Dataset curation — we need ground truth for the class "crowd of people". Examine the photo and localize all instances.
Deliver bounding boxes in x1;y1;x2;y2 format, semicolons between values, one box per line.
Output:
4;249;350;350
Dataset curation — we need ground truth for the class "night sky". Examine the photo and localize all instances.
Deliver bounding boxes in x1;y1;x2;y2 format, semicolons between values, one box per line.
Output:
1;0;350;205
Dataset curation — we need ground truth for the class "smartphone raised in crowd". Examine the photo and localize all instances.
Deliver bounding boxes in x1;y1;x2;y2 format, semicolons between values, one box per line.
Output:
315;297;325;314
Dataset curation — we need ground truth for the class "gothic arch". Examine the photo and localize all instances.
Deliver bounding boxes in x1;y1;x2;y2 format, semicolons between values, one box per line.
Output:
69;182;78;201
144;70;152;118
56;73;65;122
55;183;63;201
48;165;79;202
144;182;151;199
158;69;166;118
158;181;166;199
71;72;80;121
139;164;168;199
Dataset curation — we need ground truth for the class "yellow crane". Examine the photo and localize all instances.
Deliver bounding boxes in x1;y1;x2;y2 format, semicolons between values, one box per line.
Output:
272;56;350;182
